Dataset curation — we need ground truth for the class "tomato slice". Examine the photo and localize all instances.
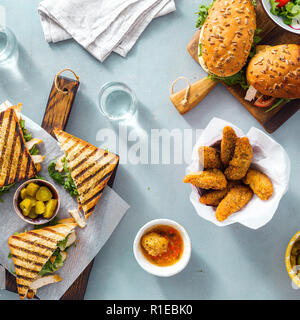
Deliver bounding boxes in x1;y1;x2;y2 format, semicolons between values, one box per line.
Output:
254;95;277;108
276;0;290;7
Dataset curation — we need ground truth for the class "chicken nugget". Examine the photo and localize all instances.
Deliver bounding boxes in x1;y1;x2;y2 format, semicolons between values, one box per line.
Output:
221;126;237;166
198;146;222;169
224;137;253;180
199;180;242;206
243;169;273;200
216;185;253;221
183;169;227;190
200;189;228;206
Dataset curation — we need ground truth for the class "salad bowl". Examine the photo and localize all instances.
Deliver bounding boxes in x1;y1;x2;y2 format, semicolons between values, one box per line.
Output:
261;0;300;34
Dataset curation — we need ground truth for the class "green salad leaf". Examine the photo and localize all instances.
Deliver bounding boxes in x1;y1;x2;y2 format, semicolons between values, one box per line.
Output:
39;235;74;276
0;183;15;202
29;145;39;155
270;0;300;25
19;119;32;142
19;118;41;156
265;98;291;113
48;158;79;197
208;70;249;90
196;4;211;28
39;248;63;276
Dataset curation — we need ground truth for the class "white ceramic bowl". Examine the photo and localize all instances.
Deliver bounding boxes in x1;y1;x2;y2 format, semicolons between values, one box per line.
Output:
261;0;300;35
133;219;192;277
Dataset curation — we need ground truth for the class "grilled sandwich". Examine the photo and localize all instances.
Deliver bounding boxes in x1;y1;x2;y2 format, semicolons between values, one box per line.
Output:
53;128;119;219
0;101;45;190
0;106;37;187
8;221;77;299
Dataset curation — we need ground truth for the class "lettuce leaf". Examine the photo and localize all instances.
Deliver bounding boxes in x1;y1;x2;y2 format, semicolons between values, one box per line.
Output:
0;183;15;203
270;0;300;25
19;119;32;142
48;158;78;197
196;4;211;28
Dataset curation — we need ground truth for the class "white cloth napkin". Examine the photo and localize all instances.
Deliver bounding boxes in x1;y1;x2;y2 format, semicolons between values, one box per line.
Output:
38;0;176;62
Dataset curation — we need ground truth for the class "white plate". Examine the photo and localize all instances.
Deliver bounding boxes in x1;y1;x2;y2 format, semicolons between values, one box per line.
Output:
261;0;300;35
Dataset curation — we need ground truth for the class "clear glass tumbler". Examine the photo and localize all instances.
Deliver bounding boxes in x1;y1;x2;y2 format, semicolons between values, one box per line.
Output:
98;82;137;121
0;26;18;65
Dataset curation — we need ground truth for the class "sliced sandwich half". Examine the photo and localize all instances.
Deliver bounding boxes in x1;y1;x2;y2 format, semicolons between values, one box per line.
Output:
52;129;119;219
8;221;77;299
0;105;37;187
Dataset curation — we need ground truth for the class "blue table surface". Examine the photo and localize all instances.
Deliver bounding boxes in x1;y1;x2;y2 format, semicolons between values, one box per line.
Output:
1;0;300;300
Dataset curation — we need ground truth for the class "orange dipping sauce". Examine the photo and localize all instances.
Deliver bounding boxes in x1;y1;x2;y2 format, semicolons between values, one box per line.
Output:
140;225;184;267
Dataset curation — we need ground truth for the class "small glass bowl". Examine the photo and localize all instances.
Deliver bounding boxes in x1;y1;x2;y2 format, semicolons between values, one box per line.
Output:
0;26;19;65
98;82;137;121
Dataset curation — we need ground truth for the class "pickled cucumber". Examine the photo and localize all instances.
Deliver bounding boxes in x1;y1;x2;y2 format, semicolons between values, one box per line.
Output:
35;201;45;215
24;196;36;207
19;198;33;216
20;188;27;200
43;199;57;219
36;186;52;202
26;183;40;197
28;208;38;219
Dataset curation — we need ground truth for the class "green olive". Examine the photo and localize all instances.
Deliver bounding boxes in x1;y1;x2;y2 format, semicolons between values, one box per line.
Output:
36;186;53;202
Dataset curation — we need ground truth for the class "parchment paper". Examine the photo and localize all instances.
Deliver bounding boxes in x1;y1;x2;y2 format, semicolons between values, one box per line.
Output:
0;111;130;300
187;117;290;230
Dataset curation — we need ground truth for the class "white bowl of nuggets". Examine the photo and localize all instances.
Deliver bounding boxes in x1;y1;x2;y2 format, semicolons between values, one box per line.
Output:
183;118;290;229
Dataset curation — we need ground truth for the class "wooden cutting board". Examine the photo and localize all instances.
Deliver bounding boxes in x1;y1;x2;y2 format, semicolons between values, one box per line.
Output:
4;75;119;299
187;0;300;133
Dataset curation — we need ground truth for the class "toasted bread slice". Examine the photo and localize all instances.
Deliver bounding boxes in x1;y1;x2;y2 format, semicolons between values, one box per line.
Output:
0;106;37;187
53;128;119;218
8;222;77;299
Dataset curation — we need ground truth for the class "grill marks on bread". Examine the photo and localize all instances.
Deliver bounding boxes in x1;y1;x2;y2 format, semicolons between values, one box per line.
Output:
8;223;77;299
53;129;119;218
0;107;36;187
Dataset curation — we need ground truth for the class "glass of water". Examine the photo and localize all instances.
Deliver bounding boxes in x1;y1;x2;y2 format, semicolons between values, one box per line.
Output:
0;26;18;65
98;82;137;121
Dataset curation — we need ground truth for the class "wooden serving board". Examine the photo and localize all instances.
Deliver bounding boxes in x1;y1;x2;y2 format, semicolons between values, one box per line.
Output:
188;0;300;133
5;75;119;299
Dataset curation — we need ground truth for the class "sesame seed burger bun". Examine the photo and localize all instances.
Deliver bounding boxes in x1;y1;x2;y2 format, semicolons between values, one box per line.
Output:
199;0;256;77
246;44;300;99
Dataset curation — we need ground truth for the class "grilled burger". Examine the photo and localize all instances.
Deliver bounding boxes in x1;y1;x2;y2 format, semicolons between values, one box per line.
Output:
245;44;300;108
198;0;256;78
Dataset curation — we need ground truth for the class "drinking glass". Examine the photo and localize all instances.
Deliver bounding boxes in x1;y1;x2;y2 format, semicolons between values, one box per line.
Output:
98;82;137;121
0;26;18;65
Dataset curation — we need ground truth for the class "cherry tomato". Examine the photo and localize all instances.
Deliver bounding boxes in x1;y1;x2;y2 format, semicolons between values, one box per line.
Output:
254;95;276;108
276;0;290;8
